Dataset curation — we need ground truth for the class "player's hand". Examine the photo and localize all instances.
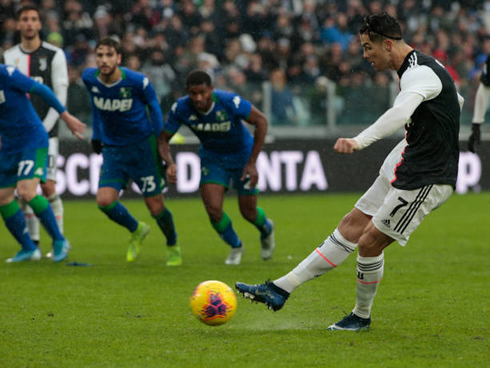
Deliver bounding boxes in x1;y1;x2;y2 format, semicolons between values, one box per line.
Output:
91;139;103;154
241;162;258;189
61;111;86;140
468;123;481;153
334;138;359;154
166;163;177;184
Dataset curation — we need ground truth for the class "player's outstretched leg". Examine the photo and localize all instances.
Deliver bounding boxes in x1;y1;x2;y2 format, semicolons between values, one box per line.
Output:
127;222;150;262
272;228;357;293
2;200;42;263
236;229;359;313
152;208;181;266
235;280;289;311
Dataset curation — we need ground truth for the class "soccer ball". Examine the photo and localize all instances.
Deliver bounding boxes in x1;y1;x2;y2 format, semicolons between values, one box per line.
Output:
190;280;237;326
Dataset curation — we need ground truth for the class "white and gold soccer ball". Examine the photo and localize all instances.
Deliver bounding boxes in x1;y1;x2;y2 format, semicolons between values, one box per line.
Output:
190;280;237;326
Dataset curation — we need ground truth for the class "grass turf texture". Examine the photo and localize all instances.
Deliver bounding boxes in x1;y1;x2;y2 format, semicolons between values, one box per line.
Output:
0;193;488;367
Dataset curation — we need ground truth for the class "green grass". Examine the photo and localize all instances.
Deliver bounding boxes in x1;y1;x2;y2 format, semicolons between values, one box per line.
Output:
0;193;488;367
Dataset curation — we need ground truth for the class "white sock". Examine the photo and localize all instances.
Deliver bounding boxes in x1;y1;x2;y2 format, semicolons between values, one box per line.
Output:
274;228;357;293
353;253;384;319
48;194;64;234
19;198;40;242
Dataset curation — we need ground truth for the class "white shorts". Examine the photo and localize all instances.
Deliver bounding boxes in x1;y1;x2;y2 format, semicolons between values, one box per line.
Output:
46;137;59;182
355;174;453;246
472;83;490;123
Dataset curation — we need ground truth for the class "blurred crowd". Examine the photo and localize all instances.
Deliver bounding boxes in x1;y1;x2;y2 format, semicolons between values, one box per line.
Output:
1;0;489;127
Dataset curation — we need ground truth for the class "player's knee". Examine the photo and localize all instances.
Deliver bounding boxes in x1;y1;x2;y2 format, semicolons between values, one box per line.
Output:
0;191;15;206
96;188;118;208
96;195;114;208
358;227;391;257
239;207;256;222
148;206;164;217
358;240;383;257
16;187;37;203
206;206;222;223
342;209;370;227
146;197;165;216
338;209;370;243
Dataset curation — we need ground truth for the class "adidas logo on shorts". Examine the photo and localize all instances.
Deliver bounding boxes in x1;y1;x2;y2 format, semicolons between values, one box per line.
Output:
381;219;391;228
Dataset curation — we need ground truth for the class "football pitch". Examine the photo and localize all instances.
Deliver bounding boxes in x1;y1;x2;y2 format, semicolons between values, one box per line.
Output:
0;193;488;367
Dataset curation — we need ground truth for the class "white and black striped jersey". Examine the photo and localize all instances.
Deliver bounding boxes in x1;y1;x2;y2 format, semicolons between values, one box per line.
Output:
2;41;68;137
382;50;460;190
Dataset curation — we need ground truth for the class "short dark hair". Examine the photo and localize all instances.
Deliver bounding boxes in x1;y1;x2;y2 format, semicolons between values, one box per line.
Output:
186;70;212;88
95;37;122;55
16;5;41;20
360;12;402;43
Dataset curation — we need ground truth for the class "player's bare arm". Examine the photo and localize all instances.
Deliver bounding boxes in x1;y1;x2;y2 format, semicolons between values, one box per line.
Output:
241;105;268;187
60;111;86;140
158;130;177;184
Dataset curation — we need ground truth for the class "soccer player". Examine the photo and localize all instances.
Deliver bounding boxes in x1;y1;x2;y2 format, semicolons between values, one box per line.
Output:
82;38;181;266
236;12;464;330
468;54;489;153
3;5;68;257
159;70;275;265
0;64;86;262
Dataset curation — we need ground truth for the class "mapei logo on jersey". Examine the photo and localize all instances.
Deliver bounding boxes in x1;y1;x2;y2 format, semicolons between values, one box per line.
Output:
91;86;101;93
93;96;133;112
191;121;231;132
119;87;132;98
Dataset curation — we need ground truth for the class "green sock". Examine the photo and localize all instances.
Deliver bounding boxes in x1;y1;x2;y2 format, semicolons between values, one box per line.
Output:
153;208;177;246
253;207;272;237
212;212;240;248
